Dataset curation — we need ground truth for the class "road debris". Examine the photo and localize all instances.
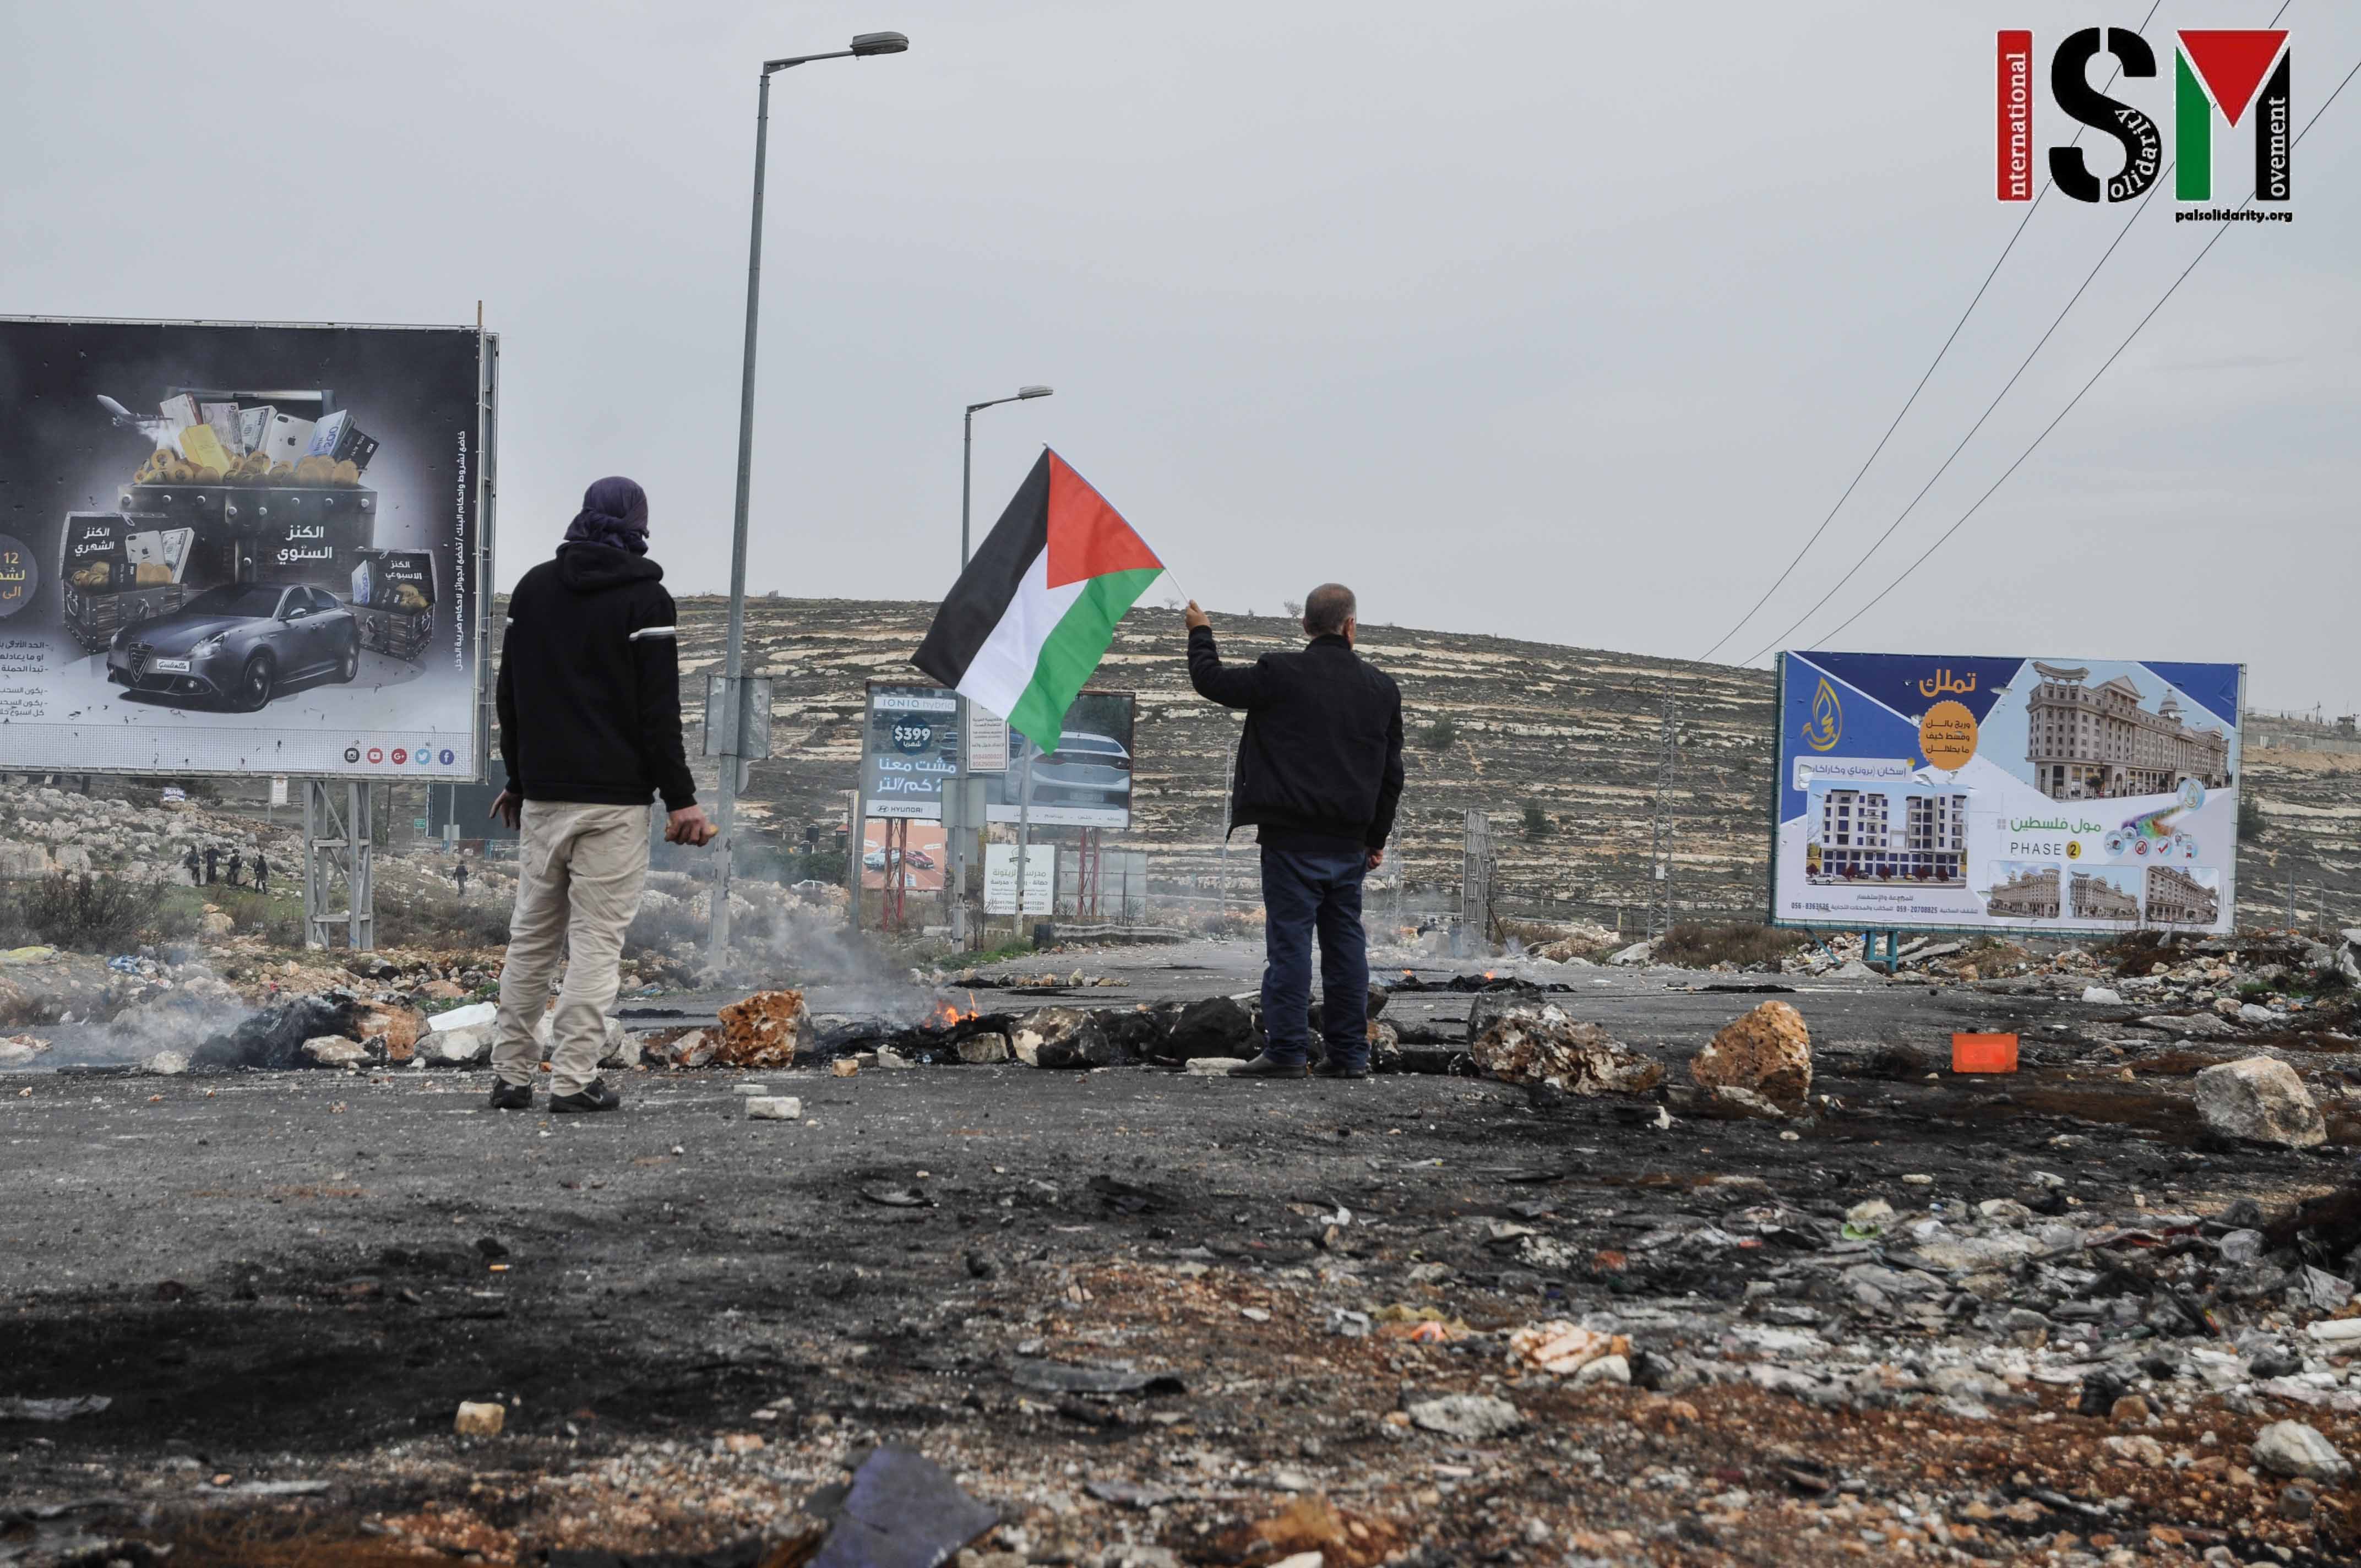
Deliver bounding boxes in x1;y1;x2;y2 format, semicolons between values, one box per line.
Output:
452;1401;504;1436
1466;1001;1661;1093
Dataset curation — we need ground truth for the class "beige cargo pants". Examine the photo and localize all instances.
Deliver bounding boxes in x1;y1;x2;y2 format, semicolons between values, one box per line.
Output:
493;802;649;1097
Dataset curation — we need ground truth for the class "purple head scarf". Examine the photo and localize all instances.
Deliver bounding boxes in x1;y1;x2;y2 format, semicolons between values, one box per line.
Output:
564;476;650;556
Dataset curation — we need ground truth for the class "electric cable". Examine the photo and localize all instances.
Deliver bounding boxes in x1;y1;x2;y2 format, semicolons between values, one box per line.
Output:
1802;47;2355;649
1693;1;2165;662
1747;1;2299;665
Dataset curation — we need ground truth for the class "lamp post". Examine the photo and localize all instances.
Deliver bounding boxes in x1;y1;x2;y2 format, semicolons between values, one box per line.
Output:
948;384;1051;947
707;30;909;974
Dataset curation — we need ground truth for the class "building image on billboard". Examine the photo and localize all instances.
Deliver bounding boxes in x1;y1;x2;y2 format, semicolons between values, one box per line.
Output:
2068;867;2141;924
1774;651;2242;936
2146;864;2222;927
2025;663;2232;802
1981;863;2060;921
0;318;493;779
1803;785;1967;886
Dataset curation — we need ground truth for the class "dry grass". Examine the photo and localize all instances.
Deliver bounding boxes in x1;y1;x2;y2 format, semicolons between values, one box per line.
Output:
1653;920;1809;970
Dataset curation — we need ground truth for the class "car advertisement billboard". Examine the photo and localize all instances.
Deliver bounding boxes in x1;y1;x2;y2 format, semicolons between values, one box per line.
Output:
0;317;494;778
1773;651;2243;935
858;683;1134;829
984;689;1135;829
861;683;961;820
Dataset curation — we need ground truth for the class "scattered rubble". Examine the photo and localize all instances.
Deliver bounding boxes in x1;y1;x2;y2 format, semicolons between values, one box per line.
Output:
1405;1392;1522;1439
715;988;808;1068
1466;1000;1662;1094
1011;1006;1116;1069
2194;1055;2328;1147
1689;998;1813;1114
2252;1419;2351;1482
452;1401;505;1437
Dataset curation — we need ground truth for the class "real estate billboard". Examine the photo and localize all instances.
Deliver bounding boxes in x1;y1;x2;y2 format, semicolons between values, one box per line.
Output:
1772;651;2243;935
0;318;495;778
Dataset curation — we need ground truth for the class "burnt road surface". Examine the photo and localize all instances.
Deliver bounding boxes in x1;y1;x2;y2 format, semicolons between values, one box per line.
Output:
4;963;2354;1563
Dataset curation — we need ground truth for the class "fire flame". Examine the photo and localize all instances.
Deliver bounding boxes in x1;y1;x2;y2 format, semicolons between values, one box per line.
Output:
924;994;980;1031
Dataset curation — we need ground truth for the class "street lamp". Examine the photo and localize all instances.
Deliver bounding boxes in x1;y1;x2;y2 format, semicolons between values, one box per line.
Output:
948;385;1053;945
707;31;909;974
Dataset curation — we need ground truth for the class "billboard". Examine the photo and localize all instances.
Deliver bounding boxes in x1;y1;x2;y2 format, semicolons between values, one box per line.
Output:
861;683;960;819
858;682;1134;829
984;842;1057;914
0;318;494;778
1773;651;2242;935
859;818;947;892
984;689;1136;829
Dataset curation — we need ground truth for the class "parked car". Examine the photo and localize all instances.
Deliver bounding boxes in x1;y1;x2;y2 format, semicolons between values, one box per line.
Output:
106;582;358;710
1029;729;1133;808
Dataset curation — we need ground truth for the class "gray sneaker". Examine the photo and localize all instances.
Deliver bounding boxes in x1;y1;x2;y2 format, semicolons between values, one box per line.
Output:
550;1078;622;1114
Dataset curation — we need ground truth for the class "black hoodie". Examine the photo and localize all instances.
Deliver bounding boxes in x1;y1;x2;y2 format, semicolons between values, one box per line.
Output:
497;543;696;810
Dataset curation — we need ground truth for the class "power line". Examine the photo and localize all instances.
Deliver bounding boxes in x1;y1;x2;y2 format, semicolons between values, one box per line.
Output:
1693;1;2163;663
1742;167;2171;663
1748;1;2299;665
1804;48;2357;649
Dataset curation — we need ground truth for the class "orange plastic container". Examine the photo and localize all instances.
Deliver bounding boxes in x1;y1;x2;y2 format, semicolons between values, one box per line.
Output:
1951;1032;2019;1074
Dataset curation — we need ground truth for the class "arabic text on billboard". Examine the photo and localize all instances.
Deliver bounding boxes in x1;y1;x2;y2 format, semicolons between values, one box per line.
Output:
1774;652;2242;935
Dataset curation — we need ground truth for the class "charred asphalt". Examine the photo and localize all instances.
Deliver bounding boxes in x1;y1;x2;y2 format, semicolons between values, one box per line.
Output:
5;957;2359;1564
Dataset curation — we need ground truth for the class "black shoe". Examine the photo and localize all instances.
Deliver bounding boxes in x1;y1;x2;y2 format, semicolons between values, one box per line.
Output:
1230;1053;1308;1080
1312;1058;1371;1080
488;1080;534;1110
549;1078;622;1114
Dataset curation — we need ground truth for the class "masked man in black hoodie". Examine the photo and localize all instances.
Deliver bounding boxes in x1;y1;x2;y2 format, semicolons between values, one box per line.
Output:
488;477;714;1113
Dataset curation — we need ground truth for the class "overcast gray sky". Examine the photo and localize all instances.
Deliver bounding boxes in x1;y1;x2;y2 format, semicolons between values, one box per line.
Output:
6;1;2353;713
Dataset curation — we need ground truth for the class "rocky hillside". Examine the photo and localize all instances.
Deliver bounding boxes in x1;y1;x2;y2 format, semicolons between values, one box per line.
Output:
656;597;2357;934
669;598;1790;926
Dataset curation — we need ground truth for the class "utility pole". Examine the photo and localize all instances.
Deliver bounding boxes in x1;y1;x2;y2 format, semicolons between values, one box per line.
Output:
1646;688;1677;939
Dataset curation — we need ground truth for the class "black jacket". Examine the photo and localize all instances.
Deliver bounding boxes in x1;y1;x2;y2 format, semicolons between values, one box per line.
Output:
1188;627;1405;850
498;544;696;810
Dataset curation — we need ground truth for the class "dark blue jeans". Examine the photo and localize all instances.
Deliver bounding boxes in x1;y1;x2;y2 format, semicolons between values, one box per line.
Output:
1259;846;1370;1066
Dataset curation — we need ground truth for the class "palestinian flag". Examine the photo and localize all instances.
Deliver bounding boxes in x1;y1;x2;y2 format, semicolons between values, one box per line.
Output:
914;449;1162;752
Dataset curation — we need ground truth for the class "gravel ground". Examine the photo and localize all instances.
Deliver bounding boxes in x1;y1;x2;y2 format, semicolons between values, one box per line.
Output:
5;960;2361;1566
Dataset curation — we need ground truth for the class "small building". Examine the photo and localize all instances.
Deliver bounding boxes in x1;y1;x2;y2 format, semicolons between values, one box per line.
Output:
2070;870;2140;922
2026;663;2231;801
1983;867;2060;920
2145;864;2219;925
1808;788;1968;885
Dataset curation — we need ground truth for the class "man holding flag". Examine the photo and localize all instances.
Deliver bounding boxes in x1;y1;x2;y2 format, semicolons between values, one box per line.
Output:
914;453;1403;1079
1185;587;1403;1079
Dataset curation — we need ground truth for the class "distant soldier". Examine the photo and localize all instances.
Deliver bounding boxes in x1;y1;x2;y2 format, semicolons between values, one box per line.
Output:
251;850;269;894
225;850;243;888
203;845;220;885
182;847;202;885
453;859;469;898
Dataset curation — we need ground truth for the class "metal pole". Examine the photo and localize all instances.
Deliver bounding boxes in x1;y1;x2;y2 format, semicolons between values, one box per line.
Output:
1016;738;1035;935
950;405;975;948
708;66;774;974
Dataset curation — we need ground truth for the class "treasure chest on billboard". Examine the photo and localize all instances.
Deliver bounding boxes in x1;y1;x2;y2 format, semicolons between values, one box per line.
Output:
349;547;437;662
101;388;380;594
113;481;376;593
58;512;198;654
